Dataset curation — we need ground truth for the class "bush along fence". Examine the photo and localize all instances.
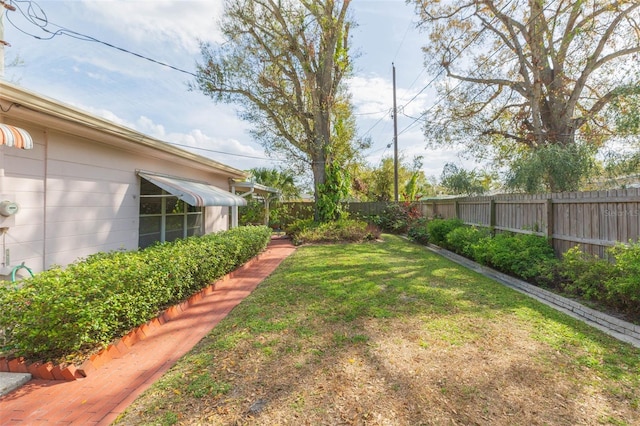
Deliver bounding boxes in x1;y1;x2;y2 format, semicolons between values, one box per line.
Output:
0;226;272;379
419;188;640;258
410;218;640;322
285;187;640;258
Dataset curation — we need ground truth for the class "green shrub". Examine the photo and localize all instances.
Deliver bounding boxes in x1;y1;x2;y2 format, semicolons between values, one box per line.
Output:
284;219;379;245
559;242;640;315
605;242;640;313
373;203;421;234
407;217;430;244
445;226;491;258
560;246;615;301
426;218;464;247
292;219;378;245
472;233;558;282
0;226;272;362
239;199;265;226
284;218;316;244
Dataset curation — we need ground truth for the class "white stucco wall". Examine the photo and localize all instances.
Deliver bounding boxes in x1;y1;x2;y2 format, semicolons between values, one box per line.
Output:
1;122;46;278
1;119;235;277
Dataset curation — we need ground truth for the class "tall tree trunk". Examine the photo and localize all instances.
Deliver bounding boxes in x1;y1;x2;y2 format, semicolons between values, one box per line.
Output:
312;153;327;221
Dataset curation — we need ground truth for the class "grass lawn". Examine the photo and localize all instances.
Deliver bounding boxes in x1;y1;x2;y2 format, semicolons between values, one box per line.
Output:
114;235;640;425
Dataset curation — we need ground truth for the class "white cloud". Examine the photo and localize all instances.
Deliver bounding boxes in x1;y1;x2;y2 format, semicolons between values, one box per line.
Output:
80;0;224;53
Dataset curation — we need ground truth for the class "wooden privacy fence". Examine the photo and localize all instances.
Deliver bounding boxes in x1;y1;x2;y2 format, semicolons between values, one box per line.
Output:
420;188;640;257
284;188;639;257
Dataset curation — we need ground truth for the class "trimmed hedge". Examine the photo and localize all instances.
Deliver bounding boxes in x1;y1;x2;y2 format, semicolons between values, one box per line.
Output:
426;218;464;247
285;219;379;245
561;242;640;315
0;226;272;361
472;232;558;282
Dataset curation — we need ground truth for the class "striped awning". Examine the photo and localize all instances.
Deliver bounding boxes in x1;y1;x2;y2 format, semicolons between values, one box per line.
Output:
138;171;247;207
0;124;34;149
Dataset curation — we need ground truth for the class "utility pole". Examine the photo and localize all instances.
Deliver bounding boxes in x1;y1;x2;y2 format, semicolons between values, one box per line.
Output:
392;63;399;202
0;1;16;78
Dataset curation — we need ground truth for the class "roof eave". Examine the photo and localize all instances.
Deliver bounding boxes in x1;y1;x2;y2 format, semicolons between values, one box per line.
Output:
0;81;247;179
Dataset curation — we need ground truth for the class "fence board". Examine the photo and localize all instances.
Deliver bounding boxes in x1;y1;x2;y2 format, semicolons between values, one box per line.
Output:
281;188;639;258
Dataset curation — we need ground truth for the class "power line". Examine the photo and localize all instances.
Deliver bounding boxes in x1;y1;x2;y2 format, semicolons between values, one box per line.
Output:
359;108;391;138
396;0;561;137
392;18;414;64
6;0;198;77
397;0;521;116
168;141;285;162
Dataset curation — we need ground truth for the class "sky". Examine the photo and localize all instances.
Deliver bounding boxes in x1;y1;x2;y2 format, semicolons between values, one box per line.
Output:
1;0;476;185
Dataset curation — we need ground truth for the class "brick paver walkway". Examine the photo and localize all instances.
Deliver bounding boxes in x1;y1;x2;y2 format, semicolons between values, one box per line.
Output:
0;237;296;425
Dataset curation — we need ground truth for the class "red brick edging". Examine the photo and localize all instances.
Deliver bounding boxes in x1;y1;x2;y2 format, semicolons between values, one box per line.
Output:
0;254;264;381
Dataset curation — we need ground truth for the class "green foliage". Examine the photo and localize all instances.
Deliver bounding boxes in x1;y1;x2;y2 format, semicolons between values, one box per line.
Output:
0;226;272;362
606;243;640;312
472;233;558;282
284;219;317;243
426;218;464;247
352;156;434;202
413;0;639;192
248;168;300;201
285;219;379;246
561;242;640;315
241;168;303;227
373;202;422;234
194;1;355;224
440;163;489;196
277;203;315;228
317;161;350;222
445;226;491;258
505;143;597;193
609;85;640;135
239;199;265;226
560;247;615;301
407;217;430;244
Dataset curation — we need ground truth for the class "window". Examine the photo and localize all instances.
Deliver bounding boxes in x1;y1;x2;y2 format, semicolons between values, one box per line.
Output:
138;178;203;248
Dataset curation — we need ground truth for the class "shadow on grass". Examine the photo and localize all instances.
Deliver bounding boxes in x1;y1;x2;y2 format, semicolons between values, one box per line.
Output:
116;235;640;425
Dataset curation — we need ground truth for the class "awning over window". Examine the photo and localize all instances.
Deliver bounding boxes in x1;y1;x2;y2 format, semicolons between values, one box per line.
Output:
138;171;247;207
0;124;34;149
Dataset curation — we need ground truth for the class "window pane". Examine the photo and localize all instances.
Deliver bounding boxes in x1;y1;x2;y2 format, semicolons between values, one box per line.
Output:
140;178;163;195
139;216;161;234
186;214;202;236
139;233;162;249
139;216;162;249
166;216;185;242
140;197;162;215
186;203;200;213
166;197;183;214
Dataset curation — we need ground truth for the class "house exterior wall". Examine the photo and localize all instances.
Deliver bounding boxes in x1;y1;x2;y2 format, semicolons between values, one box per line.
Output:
1;121;46;276
1;89;241;279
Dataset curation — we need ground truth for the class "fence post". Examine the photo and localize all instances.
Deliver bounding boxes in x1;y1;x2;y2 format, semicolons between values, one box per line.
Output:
546;198;553;239
454;200;460;219
489;199;496;229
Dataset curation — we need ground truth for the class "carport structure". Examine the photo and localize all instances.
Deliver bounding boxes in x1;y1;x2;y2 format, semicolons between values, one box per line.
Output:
230;180;280;228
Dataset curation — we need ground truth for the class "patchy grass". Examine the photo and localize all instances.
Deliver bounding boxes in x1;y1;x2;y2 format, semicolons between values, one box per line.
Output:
114;235;640;426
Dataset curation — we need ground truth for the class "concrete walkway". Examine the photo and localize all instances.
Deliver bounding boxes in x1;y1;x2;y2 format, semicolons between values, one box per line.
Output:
0;237;296;425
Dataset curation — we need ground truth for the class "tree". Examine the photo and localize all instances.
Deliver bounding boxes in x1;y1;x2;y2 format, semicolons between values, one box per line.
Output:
248;168;300;201
504;143;597;193
240;168;301;227
412;0;640;192
193;0;356;221
353;156;434;201
440;163;492;196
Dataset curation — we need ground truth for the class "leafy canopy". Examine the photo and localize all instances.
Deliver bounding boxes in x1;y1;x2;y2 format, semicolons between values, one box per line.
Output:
412;0;640;192
193;0;357;221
